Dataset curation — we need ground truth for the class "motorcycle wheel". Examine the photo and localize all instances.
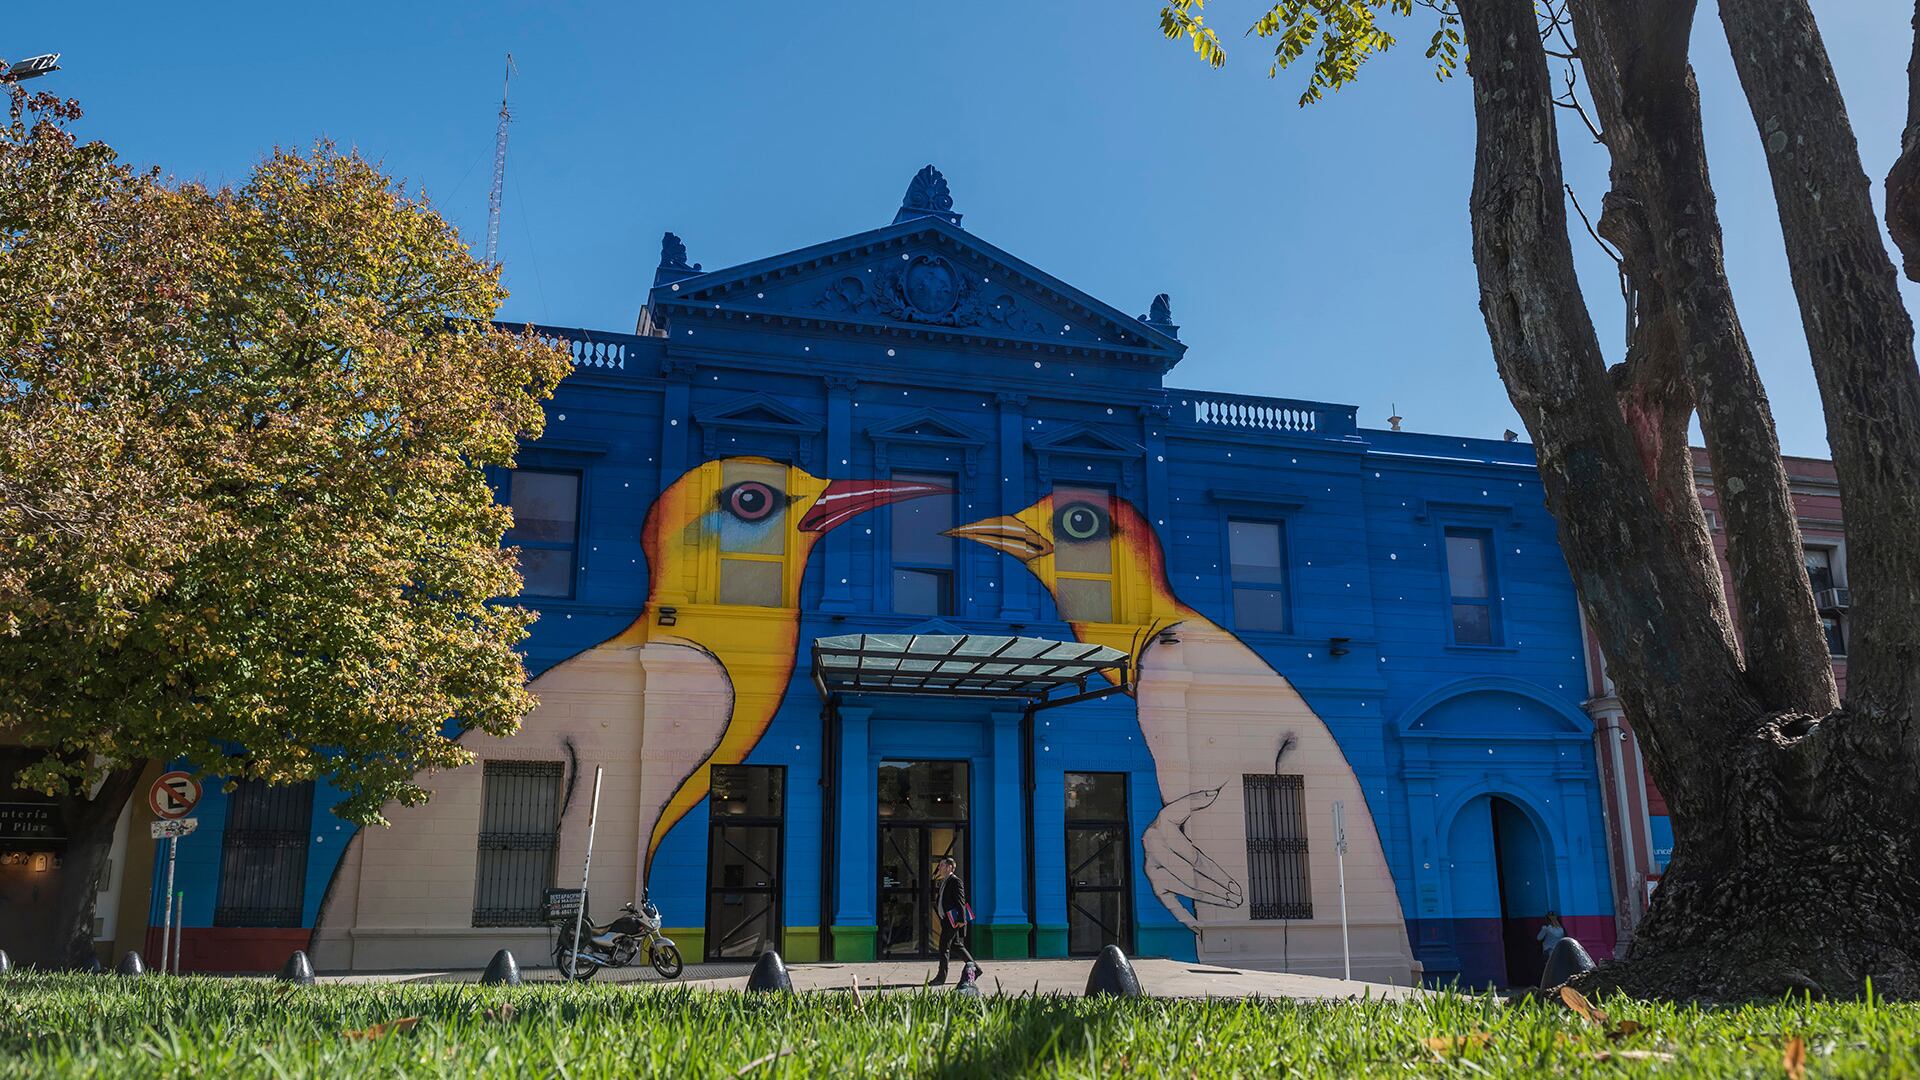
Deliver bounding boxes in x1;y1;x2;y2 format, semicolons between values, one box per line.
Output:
650;943;684;979
556;949;599;982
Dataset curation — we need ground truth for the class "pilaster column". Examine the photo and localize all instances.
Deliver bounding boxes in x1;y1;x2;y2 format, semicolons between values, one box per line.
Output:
821;376;858;613
985;709;1030;956
996;392;1034;620
831;706;876;959
656;355;696;605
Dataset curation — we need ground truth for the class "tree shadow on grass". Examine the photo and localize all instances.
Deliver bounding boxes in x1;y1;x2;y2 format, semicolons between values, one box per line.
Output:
924;992;1099;1079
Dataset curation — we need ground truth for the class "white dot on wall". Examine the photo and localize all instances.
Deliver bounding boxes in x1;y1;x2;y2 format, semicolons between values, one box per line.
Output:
624;482;630;488
1390;553;1398;560
670;419;678;426
804;346;811;352
757;293;765;299
887;349;896;357
1034;362;1042;369
1157;455;1165;462
1307;652;1314;658
670;283;680;291
556;414;566;421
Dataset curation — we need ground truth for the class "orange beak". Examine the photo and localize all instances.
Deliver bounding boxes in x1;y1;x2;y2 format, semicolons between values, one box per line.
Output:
945;515;1052;560
799;478;951;533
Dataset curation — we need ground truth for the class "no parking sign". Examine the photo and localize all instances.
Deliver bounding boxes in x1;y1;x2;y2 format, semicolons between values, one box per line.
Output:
149;772;201;820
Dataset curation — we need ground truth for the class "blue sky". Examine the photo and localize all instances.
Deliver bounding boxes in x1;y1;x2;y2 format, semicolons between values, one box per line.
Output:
12;1;1915;457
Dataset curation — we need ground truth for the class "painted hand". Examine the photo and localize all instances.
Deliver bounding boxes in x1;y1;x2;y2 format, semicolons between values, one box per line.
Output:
1142;787;1246;929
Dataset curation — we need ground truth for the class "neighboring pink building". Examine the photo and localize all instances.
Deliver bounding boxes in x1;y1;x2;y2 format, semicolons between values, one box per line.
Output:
1582;450;1847;947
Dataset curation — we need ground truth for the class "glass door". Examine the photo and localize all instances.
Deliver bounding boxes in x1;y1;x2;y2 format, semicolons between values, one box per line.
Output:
875;760;969;959
706;766;784;961
1065;772;1131;956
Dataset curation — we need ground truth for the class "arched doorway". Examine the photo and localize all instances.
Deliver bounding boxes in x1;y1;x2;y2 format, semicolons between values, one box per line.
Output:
1446;794;1552;988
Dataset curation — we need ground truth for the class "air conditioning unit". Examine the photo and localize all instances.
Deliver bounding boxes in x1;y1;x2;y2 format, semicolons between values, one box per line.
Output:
1815;587;1851;612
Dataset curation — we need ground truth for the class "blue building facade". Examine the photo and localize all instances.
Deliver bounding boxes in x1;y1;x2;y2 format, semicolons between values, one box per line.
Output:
136;168;1612;986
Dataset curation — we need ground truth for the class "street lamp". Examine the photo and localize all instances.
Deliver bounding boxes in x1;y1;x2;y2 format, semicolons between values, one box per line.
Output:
0;54;61;83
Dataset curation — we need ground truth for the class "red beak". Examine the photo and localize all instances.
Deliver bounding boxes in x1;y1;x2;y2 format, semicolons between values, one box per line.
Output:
799;478;952;533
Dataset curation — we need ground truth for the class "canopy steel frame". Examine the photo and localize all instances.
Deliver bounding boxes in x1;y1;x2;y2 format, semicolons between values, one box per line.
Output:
810;632;1131;711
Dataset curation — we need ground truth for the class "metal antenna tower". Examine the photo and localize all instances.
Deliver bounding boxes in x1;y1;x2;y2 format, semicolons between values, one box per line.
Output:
485;54;515;266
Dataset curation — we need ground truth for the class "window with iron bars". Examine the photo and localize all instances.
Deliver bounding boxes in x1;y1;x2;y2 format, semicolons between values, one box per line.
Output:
214;780;314;928
473;760;564;927
1242;773;1313;920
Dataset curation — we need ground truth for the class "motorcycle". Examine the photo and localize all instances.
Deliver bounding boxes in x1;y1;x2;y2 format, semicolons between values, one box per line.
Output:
552;893;684;980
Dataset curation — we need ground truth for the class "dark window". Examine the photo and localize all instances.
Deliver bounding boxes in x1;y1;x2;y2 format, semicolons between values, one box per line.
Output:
1803;547;1837;593
706;765;784;961
892;471;956;616
1822;615;1847;657
1243;774;1312;920
1444;528;1497;645
1228;519;1288;632
214;780;313;928
1065;772;1131;956
472;761;563;927
506;470;580;599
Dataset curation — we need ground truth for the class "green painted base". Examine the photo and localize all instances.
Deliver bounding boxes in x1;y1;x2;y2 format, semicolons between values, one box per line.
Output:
830;925;877;962
1033;925;1069;958
782;927;821;963
662;927;705;963
978;923;1032;960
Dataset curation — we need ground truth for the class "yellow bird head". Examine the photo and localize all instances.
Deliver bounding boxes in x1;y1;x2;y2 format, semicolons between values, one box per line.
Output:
640;456;947;607
946;488;1190;633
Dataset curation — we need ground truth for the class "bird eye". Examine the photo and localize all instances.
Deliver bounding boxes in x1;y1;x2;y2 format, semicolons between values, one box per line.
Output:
722;481;780;523
1055;500;1109;543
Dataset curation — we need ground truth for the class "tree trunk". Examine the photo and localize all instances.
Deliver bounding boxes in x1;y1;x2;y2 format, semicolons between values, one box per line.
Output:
1458;0;1920;999
51;765;143;970
1887;0;1920;283
1720;0;1920;725
1573;0;1837;717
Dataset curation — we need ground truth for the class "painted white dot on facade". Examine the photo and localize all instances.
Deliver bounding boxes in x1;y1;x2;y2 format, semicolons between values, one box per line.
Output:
557;414;566;421
670;283;679;291
1034;361;1042;368
1390;553;1398;560
670;419;678;426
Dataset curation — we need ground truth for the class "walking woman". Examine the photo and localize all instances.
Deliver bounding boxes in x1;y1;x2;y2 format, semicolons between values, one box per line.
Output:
932;855;978;985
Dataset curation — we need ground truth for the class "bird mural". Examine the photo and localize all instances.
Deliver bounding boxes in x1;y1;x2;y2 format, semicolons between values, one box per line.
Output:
610;456;949;877
313;456;944;947
948;487;1405;948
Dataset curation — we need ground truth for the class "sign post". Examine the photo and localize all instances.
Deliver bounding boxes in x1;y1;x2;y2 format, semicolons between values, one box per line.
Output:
567;767;604;979
1332;799;1351;982
148;773;201;975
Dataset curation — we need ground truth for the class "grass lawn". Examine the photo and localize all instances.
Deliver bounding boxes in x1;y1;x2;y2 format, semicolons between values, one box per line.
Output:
0;972;1915;1078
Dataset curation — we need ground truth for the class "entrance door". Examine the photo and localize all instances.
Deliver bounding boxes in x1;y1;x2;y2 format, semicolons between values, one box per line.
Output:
706;765;785;961
1491;796;1550;988
876;760;968;959
1065;772;1131;955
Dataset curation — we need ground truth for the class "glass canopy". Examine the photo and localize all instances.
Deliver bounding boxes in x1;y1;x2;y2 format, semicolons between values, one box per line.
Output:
811;633;1130;707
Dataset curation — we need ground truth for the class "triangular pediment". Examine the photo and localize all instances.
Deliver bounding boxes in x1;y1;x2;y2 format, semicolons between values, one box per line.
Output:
1029;422;1142;458
694;392;822;434
649;217;1185;368
867;408;984;447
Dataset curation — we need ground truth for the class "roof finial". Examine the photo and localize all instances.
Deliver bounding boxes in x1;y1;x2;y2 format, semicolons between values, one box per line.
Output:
1138;293;1179;339
653;231;702;288
894;165;962;226
1388;404;1403;432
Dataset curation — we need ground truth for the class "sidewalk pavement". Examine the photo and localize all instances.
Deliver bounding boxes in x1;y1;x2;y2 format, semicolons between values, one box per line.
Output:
317;957;1421;1000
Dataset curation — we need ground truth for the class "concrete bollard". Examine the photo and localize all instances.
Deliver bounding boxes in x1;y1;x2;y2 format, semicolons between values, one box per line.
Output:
278;950;316;985
1084;944;1143;998
116;951;146;977
80;952;104;974
480;949;521;986
1539;937;1596;989
745;949;792;992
